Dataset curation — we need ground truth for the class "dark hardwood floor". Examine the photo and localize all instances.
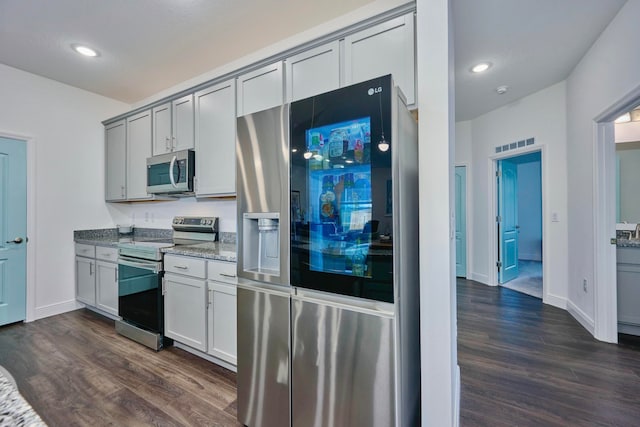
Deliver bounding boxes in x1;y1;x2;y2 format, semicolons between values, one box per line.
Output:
1;281;639;426
457;278;640;426
0;309;241;426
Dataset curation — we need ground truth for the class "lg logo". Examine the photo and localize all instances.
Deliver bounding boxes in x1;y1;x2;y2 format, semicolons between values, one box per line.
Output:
367;86;383;96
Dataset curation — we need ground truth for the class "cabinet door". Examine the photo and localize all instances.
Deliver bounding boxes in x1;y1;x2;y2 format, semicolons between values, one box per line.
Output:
76;256;96;306
344;13;416;105
286;41;340;102
96;260;118;316
194;80;236;196
172;94;195;151
105;120;127;201
152;103;172;155
164;273;207;351
236;61;284;117
126;110;153;200
207;281;237;364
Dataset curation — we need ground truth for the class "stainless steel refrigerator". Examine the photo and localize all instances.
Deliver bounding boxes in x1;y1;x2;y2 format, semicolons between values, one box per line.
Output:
237;75;420;427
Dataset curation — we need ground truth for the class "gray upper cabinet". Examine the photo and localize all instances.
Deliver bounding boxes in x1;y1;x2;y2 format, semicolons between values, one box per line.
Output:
286;41;340;102
126;110;153;200
343;12;416;106
152;95;194;155
236;61;284;117
194;79;236;197
152;102;172;155
172;94;195;151
105;119;127;201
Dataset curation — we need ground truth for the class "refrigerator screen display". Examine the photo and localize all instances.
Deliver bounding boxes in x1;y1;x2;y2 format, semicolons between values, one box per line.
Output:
305;117;373;277
290;75;394;303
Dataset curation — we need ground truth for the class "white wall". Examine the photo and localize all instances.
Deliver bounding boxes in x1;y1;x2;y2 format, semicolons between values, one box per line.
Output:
566;0;640;336
467;81;568;307
454;120;472;165
0;64;129;320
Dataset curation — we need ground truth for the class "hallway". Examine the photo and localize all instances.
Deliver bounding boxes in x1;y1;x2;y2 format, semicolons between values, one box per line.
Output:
457;278;640;426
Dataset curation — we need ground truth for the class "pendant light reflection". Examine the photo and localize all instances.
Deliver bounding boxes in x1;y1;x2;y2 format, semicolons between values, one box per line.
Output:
378;134;390;152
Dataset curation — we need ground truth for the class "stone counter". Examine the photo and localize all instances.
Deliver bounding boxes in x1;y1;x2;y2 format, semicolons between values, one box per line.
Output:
162;242;237;262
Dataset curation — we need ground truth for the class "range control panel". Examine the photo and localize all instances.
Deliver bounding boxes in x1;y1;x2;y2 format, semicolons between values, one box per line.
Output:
172;216;218;233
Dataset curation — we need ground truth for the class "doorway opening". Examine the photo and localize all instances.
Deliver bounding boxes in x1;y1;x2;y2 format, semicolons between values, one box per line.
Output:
496;151;543;299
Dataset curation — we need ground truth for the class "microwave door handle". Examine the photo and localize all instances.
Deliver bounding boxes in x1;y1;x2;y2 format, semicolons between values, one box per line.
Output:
169;155;177;188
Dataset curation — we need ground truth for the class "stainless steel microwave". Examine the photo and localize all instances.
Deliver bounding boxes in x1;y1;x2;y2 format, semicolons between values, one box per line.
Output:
146;149;195;194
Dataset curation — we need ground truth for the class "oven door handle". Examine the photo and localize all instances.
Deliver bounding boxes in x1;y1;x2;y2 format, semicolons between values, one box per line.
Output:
118;258;161;274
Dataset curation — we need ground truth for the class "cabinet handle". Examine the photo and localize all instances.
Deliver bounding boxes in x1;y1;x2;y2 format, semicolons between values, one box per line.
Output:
115;267;118;282
172;136;177;150
165;136;170;151
121;185;125;198
162;278;167;296
219;273;236;278
208;289;213;307
89;263;93;276
174;265;188;270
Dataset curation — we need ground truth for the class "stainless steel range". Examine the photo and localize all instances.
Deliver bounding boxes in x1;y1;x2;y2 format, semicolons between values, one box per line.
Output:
115;216;218;351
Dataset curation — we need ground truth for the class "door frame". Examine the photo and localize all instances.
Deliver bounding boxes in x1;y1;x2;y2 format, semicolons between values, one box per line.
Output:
455;162;470;279
593;84;640;343
0;131;36;322
489;146;546;298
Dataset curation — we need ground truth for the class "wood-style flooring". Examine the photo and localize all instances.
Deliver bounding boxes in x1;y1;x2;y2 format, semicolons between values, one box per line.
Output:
0;309;241;426
458;278;640;426
1;281;639;426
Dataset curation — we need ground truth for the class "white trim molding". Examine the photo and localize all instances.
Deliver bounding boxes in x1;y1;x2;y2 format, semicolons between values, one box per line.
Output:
567;300;595;336
34;299;83;321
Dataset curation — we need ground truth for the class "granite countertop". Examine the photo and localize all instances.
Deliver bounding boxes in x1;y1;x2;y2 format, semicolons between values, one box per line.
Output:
74;227;237;262
162;242;236;262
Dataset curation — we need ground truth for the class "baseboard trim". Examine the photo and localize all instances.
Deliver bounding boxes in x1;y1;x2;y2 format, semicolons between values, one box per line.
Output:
454;364;460;427
174;342;237;373
567;300;595;335
470;272;491;285
543;293;567;310
33;299;82;321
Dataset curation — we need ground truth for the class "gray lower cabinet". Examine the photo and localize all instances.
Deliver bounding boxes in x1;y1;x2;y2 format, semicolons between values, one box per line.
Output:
194;79;236;196
105;120;127;201
76;255;96;306
617;247;640;334
96;246;119;317
206;260;238;364
164;272;207;352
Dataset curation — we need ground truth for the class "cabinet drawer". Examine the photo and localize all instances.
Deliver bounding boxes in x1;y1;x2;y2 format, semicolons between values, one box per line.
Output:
207;260;237;284
75;243;95;258
165;255;206;278
96;246;118;262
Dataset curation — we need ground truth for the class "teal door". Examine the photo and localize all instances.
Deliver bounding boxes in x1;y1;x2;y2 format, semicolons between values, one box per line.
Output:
0;137;27;326
498;159;519;283
455;166;467;277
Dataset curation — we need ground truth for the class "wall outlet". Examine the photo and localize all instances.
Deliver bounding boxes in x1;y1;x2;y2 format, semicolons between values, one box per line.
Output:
583;278;588;292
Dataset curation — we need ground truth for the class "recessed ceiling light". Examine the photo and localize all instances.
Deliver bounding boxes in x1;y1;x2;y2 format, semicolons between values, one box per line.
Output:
471;62;492;73
496;85;509;95
72;44;99;57
615;113;631;123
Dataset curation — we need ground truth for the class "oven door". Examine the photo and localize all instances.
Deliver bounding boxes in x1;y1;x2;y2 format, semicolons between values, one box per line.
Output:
118;256;164;333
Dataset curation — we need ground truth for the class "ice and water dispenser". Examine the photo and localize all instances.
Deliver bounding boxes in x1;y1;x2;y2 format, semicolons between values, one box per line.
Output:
242;213;280;276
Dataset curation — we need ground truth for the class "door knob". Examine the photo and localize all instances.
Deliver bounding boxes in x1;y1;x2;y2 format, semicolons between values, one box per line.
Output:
6;237;23;244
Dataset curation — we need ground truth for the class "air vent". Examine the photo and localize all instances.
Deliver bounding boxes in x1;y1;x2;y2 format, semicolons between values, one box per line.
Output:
495;137;535;153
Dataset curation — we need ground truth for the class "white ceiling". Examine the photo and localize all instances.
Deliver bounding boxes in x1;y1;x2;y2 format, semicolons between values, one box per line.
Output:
0;0;628;120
